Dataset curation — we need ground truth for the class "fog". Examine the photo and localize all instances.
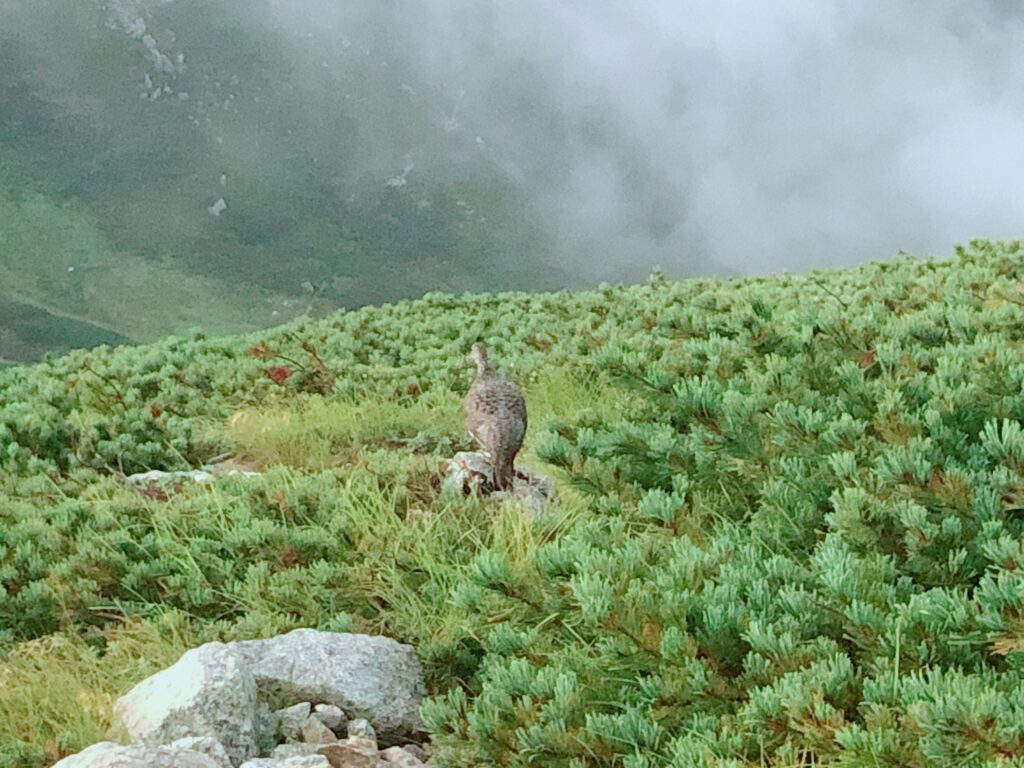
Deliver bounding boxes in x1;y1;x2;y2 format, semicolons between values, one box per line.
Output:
260;0;1024;279
4;0;1024;302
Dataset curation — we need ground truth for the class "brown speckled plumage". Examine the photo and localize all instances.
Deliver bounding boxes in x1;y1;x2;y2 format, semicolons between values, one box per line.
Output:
464;343;527;491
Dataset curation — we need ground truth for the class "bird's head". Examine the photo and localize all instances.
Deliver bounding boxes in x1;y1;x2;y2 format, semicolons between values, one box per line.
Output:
469;343;490;374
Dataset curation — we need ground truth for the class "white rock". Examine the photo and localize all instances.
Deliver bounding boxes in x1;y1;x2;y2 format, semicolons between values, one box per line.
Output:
51;742;223;768
114;643;260;766
241;758;329;768
313;704;346;731
442;451;557;514
273;743;320;758
169;737;233;768
275;702;312;740
302;716;339;744
126;469;216;485
125;468;261;487
233;629;424;741
380;746;425;767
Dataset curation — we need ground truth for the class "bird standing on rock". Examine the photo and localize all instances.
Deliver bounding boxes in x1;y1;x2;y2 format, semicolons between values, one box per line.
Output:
464;343;527;491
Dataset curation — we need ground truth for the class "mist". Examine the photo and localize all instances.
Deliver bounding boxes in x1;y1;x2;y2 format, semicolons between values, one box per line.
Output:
285;0;1024;279
2;0;1024;357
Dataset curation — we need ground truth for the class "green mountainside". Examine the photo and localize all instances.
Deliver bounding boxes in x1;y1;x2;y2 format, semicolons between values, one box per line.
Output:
2;240;1024;767
0;1;600;362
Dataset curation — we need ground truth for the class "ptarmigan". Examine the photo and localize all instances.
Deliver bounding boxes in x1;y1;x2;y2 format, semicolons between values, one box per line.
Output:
463;343;527;491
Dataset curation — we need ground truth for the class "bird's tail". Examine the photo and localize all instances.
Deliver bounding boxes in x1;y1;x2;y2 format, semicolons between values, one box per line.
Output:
492;452;515;491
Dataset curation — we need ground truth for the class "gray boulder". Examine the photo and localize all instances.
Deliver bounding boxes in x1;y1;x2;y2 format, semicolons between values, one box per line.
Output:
114;643;260;766
442;451;556;513
51;742;223;768
234;630;424;742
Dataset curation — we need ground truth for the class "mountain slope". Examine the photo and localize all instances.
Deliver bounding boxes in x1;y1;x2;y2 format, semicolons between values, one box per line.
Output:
1;241;1024;767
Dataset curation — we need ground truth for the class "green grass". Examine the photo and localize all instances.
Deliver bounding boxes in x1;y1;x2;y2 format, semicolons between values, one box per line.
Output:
210;367;628;471
0;464;583;765
3;241;1024;766
0;366;614;764
0;617;204;767
0;184;300;348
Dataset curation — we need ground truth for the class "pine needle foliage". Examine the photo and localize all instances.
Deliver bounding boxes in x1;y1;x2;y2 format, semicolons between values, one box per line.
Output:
2;241;1024;767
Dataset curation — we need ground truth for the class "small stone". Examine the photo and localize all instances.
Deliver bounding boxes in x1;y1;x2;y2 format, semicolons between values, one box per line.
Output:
241;758;330;768
273;742;320;759
276;702;313;740
169;737;233;768
442;451;556;514
399;745;428;762
317;743;386;768
347;719;376;742
380;746;425;767
313;704;346;732
303;715;339;744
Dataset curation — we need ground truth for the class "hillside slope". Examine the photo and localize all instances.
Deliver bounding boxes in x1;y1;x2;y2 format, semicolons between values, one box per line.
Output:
2;240;1024;767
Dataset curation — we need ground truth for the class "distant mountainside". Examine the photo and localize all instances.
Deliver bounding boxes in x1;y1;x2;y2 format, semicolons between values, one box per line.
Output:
0;0;602;360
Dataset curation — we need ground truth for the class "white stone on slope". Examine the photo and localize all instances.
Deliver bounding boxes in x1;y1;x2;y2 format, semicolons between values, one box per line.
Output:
442;451;556;513
169;737;233;768
240;758;329;768
313;704;346;732
114;643;260;766
233;629;424;741
51;742;223;768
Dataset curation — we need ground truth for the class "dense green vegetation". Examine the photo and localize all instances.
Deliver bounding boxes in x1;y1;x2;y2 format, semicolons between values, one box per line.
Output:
2;241;1024;767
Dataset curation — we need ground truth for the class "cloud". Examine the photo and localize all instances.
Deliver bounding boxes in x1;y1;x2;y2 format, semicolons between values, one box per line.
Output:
11;0;1024;286
305;0;1024;278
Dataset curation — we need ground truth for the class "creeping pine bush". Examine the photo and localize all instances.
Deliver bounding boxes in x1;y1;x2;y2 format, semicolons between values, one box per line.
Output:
423;242;1024;767
2;240;1024;767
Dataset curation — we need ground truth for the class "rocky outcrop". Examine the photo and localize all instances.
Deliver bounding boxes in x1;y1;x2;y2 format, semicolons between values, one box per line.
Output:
443;450;556;513
51;742;226;768
114;643;262;765
53;630;427;768
234;629;424;742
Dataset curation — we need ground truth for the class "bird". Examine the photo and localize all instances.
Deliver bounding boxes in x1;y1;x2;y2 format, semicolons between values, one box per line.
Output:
463;343;527;491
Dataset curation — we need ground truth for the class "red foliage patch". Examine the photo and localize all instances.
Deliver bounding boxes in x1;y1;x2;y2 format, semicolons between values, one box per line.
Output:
265;366;293;384
248;342;275;359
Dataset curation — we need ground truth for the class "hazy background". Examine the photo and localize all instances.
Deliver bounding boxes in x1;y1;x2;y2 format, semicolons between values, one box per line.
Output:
2;0;1023;361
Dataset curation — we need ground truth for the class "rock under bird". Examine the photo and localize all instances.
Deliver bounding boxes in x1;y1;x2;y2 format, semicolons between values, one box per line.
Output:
463;343;527;491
